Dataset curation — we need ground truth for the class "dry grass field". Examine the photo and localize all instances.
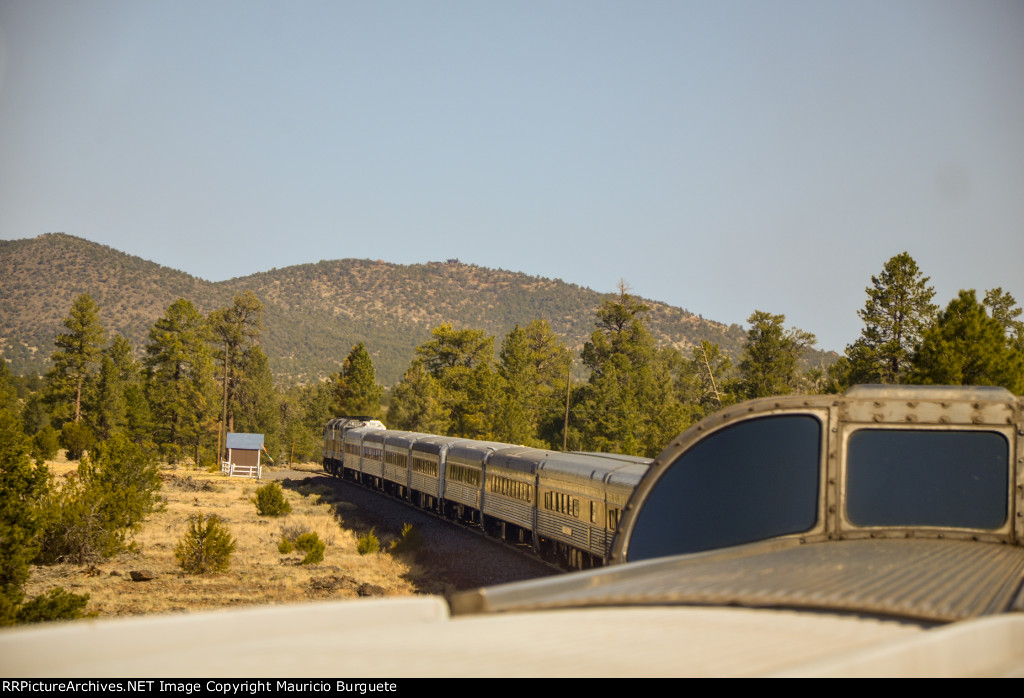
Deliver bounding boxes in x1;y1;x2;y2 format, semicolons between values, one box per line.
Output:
24;457;422;619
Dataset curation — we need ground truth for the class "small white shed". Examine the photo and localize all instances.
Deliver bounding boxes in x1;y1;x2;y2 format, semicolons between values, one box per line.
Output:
221;432;265;479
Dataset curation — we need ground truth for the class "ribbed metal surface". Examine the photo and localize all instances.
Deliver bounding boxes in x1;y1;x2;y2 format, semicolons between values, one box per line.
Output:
464;539;1024;623
536;511;592;550
382;463;407;484
410;472;440;497
483;495;534;529
445;480;480;507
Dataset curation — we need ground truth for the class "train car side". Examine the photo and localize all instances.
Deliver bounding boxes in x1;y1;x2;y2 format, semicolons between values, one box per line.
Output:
323;423;650;569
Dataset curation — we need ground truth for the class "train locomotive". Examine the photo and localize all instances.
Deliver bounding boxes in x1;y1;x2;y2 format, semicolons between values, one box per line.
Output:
322;417;650;568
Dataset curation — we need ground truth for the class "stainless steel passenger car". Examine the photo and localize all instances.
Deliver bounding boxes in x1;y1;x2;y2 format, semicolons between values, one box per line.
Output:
323;416;384;476
536;452;649;566
381;430;424;498
408;435;463;511
482;446;548;546
324;427;651;568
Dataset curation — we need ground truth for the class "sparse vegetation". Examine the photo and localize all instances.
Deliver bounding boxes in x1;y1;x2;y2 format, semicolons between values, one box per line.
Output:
357;528;380;555
276;527;325;565
294;532;325;565
175;513;236;575
254;481;291;517
0;233;750;388
15;587;90;624
389;523;423;556
37;434;162;564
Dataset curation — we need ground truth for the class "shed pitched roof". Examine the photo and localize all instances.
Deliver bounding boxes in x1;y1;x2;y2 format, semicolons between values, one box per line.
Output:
226;433;264;450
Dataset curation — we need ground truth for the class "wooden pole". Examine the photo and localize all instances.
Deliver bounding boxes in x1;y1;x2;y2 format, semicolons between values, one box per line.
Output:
563;358;572;451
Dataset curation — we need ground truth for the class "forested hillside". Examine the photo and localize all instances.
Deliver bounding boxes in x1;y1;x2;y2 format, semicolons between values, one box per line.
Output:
1;233;751;384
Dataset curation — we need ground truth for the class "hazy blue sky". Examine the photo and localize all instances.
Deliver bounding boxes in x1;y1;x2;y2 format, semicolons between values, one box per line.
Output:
1;0;1021;352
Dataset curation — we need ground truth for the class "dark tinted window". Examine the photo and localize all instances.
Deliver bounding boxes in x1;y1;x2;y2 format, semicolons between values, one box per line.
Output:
846;430;1008;529
627;415;821;562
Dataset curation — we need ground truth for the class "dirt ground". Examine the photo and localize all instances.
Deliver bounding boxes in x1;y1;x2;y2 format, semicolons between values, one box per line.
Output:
24;458;424;618
25;455;556;621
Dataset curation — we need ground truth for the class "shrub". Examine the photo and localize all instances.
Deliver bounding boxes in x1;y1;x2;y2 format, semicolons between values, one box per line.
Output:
294;532;325;565
356;528;380;555
277;537;294;554
32;426;60;463
175;513;236;574
37;434;162;564
253;482;291;517
16;588;90;624
60;421;95;461
0;407;50;625
388;523;423;556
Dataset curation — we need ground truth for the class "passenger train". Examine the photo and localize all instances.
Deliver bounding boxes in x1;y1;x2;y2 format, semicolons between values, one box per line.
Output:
322;417;650;569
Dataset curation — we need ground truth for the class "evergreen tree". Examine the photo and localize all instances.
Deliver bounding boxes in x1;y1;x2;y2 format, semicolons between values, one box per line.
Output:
415;323;494;374
88;336;140;441
495;321;571;446
449;362;500;440
909;290;1023;392
0;366;49;624
387;360;450;434
983;288;1024;352
406;324;498;439
278;381;334;463
844;252;937;385
333;343;383;418
46;294;105;425
144;300;214;463
230;345;280;457
737;311;816;399
672;341;736;421
209;292;263;439
574;284;689;456
581;283;653;376
38;433;161;564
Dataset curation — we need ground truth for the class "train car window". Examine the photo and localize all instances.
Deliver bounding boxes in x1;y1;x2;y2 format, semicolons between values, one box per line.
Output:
846;429;1008;529
627;415;821;562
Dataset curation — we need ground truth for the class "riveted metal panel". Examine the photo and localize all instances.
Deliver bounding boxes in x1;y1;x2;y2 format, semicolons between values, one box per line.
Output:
612;399;831;564
613;386;1024;564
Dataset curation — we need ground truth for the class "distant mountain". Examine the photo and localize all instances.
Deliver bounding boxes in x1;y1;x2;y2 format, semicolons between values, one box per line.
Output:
1;233;783;385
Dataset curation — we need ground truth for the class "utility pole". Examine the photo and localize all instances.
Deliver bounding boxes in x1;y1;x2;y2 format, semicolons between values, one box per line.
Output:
563;358;572;451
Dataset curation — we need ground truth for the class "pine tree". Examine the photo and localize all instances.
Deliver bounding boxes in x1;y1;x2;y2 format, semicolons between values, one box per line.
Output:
406;324;498;439
231;345;280;457
581;283;654;376
333;343;383;418
909;290;1023;392
144;300;214;463
415;323;493;374
674;341;735;419
845;252;937;385
46;294;105;425
0;366;50;624
209;292;263;439
495;321;571;446
737;311;816;399
387;360;450;434
575;283;689;456
88;336;139;441
983;288;1024;352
